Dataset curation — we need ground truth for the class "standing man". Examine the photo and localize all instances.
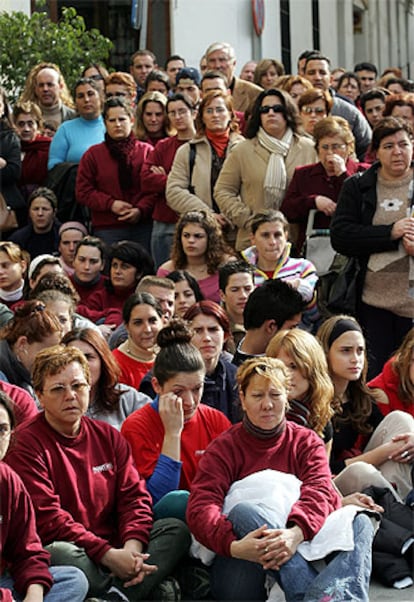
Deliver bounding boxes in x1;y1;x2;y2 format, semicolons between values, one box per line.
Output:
19;62;76;125
165;55;186;88
205;42;262;113
130;49;157;101
175;67;202;108
239;61;257;82
303;52;371;159
354;62;378;94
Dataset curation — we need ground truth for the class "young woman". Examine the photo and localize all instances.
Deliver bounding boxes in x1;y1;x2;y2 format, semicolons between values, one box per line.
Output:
35;289;75;337
0;392;89;601
368;328;414;417
63;327;150;430
166;270;204;318
112;292;164;390
187;357;375;602
183;300;240;423
157;210;235;303
317;315;414;499
266;328;334;454
77;240;154;328
0;300;62;397
0;241;29;309
134;91;170;147
121;319;231;512
69;235;107;305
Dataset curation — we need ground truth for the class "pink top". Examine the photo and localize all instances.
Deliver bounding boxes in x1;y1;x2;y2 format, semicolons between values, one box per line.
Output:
157;266;220;303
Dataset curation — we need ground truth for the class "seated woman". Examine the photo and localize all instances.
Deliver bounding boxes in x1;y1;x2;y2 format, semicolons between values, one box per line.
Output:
186;357;375;602
157;210;235;303
241;209;319;330
368;328;414;417
5;345;190;600
63;327;150;430
0;241;29;309
0;391;89;602
183;301;240;423
35;289;76;337
9;187;61;259
113;293;164;390
78;240;154;328
166;270;204;318
281;116;369;254
12;101;51;200
69;235;107;306
266;328;334;455
317;315;414;500
121;319;231;512
0;300;62;398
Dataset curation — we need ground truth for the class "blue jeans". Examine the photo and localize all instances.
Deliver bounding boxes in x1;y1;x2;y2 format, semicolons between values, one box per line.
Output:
151;220;175;269
211;501;373;601
94;222;152;253
0;566;89;601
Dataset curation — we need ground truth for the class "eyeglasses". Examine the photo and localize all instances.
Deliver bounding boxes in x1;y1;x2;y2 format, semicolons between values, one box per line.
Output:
167;108;190;117
302;106;326;115
43;382;90;398
259;105;285;114
319;143;347;151
0;424;11;437
204;106;227;115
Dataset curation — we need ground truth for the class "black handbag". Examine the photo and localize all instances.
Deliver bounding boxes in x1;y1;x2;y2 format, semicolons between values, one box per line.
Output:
326;256;360;316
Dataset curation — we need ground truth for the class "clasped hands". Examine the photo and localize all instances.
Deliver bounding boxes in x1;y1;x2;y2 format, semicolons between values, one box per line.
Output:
101;543;157;588
111;200;140;224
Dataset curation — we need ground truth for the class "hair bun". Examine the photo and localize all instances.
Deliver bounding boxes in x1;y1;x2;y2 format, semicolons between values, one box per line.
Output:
157;318;193;348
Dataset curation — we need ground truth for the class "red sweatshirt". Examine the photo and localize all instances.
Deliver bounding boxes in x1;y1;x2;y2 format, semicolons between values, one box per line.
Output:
5;413;153;563
186;420;341;557
0;380;38;425
0;463;53;596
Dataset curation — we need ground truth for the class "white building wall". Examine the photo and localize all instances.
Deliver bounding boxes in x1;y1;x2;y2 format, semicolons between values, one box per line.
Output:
1;0;30;12
289;0;313;69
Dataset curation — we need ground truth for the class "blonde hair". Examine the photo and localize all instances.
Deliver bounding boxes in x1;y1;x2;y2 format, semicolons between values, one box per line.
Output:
266;329;334;437
237;356;290;396
134;91;169;140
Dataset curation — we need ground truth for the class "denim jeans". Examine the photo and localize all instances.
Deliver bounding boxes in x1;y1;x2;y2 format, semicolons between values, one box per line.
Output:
211;501;373;601
94;222;152;253
0;566;89;601
151;220;175;269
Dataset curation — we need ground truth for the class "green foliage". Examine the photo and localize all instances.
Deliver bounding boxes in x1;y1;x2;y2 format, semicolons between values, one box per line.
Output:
0;6;113;101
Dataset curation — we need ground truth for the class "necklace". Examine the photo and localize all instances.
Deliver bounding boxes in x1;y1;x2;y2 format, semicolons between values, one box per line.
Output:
124;341;155;362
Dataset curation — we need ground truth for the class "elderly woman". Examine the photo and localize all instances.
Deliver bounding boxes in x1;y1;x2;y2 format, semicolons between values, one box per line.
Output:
282;116;369;253
297;88;334;137
336;72;361;105
5;345;190;600
187;357;375;601
214;88;316;250
330;116;414;377
166;90;244;236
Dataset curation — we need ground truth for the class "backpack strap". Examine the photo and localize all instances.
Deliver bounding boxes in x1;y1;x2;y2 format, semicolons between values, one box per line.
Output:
188;143;196;194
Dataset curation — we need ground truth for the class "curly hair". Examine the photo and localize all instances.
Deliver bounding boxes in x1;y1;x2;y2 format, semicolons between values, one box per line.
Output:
266;329;334;437
19;62;74;109
171;211;231;274
317;315;379;435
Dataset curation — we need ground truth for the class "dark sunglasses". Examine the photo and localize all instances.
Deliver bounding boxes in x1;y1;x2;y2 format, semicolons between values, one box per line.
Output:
259;104;285;114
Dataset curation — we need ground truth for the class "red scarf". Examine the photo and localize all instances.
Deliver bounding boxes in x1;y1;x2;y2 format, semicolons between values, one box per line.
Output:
206;129;230;158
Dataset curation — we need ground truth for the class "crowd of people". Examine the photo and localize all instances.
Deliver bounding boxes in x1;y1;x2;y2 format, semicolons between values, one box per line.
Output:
1;40;414;602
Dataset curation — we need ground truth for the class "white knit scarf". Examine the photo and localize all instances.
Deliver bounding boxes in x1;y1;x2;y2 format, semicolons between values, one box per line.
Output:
0;280;24;304
257;126;293;209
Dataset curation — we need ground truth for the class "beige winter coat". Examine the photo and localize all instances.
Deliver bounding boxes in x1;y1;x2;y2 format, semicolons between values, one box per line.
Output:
214;134;317;250
166;132;244;216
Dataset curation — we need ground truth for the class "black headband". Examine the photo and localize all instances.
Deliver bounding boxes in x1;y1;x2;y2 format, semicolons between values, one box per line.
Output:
327;318;362;348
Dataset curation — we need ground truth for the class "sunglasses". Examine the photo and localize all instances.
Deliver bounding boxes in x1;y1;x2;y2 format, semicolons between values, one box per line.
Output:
259;104;285;114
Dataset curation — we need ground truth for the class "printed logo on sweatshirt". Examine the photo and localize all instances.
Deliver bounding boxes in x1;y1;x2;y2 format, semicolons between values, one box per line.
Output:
93;462;113;473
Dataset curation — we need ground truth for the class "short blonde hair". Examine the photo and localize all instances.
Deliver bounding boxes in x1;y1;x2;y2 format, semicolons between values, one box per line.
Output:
237;356;290;396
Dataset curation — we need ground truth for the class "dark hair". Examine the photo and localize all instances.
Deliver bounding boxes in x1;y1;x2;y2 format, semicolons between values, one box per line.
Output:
103;96;134;120
246;88;299;138
165;55;186;70
243;279;305;330
0;390;16;431
73;77;101;98
171;211;230;274
359;88;388;111
166;92;196;112
337;72;361;94
74;235;106;264
0;300;62;345
298;50;319;63
108;241;154;291
81;63;109;80
201;70;228;87
62;328;122;412
371;116;413;152
183;300;231;338
153;319;205;385
304;53;331;70
249;209;289;235
166;270;204;302
218;261;254;292
383;92;414;118
384;77;411;92
30;272;80;304
354;62;378;76
145;70;170;93
28;186;57;210
122;292;163;324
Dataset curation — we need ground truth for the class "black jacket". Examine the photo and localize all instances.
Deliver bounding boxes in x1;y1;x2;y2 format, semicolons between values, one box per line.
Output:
0;123;26;222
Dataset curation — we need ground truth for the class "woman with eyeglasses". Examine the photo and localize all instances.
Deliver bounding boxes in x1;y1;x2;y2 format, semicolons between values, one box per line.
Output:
139;93;196;268
81;63;109;99
166;90;244;241
5;344;190;600
297;88;333;137
282;116;369;253
0;390;90;601
214;88;317;250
